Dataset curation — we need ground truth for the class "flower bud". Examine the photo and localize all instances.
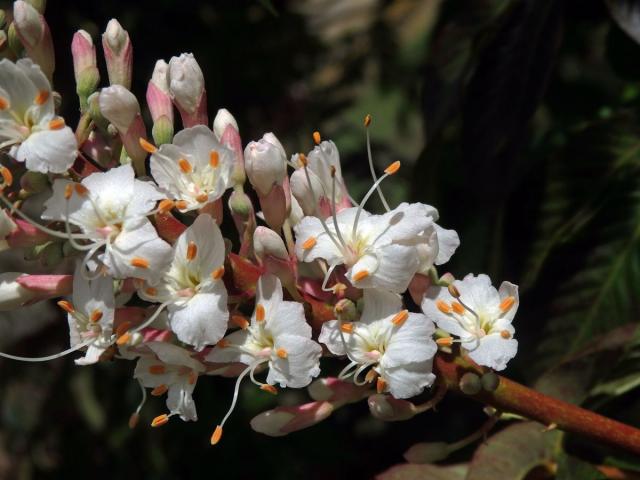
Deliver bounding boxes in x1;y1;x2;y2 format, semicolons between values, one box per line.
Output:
13;1;55;79
216;109;245;185
290;167;323;216
368;394;417;422
244;133;287;196
334;298;357;322
102;19;132;89
0;272;36;310
250;400;334;437
481;372;500;392
253;226;288;261
7;22;24;56
25;0;46;13
168;53;207;126
147;60;174;145
4;217;49;248
213;108;238;140
0;31;7;53
0;209;17;238
459;372;482;395
72;30;100;111
403;442;451;464
308;377;367;405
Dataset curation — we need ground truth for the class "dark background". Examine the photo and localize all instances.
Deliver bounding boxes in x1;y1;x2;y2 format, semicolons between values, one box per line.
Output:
1;0;640;478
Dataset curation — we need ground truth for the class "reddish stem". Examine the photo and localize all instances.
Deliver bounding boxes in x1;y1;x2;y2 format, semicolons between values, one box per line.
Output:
434;352;640;455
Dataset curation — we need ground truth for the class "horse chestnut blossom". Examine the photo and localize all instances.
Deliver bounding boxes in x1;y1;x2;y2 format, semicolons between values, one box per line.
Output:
0;2;531;451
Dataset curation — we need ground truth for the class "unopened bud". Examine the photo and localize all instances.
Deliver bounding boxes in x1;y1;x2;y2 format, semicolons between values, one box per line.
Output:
168;53;207;126
250;401;334;437
0;272;38;310
0;31;7;52
7;22;24;56
26;0;46;13
72;30;99;110
439;272;455;285
151;116;173;147
146;60;173;130
244;133;287;196
481;372;500;392
0;210;17;242
99;85;139;133
334;298;357;321
102;19;132;89
213;108;239;140
368;394;417;422
403;442;451;464
13;1;55;79
253;226;288;261
459;372;482;395
290;167;323;216
308;377;367;404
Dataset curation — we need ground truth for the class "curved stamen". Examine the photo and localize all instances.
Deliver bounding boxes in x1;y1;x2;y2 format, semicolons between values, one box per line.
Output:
0;337;94;362
351;162;399;239
353;362;376;386
330;168;347;248
338;360;359;380
364;116;390;212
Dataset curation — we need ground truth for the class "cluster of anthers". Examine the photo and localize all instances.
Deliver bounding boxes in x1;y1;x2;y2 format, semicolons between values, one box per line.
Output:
0;2;520;444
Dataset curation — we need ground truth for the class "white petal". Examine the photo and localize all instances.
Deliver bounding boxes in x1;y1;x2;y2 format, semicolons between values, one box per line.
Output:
16;127;77;173
205;329;254;365
360;288;403;324
421;286;470;339
383;360;436;399
147;341;204;371
434;224;460;265
267;300;311;339
74;344;107;366
458;273;500;311
318;320;346;356
357;202;435;247
267;334;322;388
253;274;283;324
498;281;519;322
467;335;518;371
348;244;419;293
382;313;436;368
0;58;39;117
294;215;343;265
167;381;198;421
174;214;225;274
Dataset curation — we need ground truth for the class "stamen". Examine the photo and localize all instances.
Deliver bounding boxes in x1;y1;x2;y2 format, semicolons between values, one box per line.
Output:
0;167;13;187
48;118;65;130
500;330;511;339
0;96;9;110
175;200;188;210
178;158;192;174
384;161;401;175
391;310;409;326
0;338;94;363
451;302;465;315
186;241;197;261
376;377;387;394
298;153;308;167
499;296;516;313
364;369;377;384
211;266;225;280
64;184;74;200
90;309;103;323
232;315;249;330
34;90;50;105
436;337;454;346
260;384;278;395
211;425;223;445
151;414;169;427
115;321;132;337
139;137;157;154
195;193;209;203
436;300;452;314
352;270;369;282
151;385;169;396
216;339;229;348
255;304;266;322
74;184;89;196
130;257;150;269
364;114;372;127
149;365;166;375
57;300;75;314
448;284;461;298
340;322;354;333
209;150;219;168
302;237;317;250
363;114;391;212
351;160;399;238
145;287;158;296
313;131;321;145
158;199;175;213
188;371;198;385
276;348;288;359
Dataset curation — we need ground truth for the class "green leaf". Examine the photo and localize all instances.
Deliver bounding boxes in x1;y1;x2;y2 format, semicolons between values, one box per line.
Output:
466;422;561;480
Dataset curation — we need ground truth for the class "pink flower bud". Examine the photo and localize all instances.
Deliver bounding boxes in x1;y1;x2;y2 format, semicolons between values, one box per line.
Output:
13;1;55;79
0;272;36;310
213;108;239;140
368;394;418;422
4;217;50;248
216;109;245;185
147;60;174;145
308;377;369;405
168;53;207;126
244;133;287;196
72;30;99;110
253;226;288;261
0;273;72;310
250;400;334;437
102;19;132;89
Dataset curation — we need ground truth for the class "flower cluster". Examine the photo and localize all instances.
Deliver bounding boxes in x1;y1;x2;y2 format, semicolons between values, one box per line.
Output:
0;2;520;444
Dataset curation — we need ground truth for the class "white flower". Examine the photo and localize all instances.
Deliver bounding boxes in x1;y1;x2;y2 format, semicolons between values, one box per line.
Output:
421;273;519;371
244;133;287;196
134;341;205;422
320;289;437;399
42;164;171;281
416;223;460;275
0;58;77;173
63;264;116;366
138;214;229;351
149;125;234;212
207;274;321;388
295;202;435;293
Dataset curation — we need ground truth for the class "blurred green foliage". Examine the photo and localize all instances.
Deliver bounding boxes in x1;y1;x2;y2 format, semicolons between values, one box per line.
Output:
1;0;640;478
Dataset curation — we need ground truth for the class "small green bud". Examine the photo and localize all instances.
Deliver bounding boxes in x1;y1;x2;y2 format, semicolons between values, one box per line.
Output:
7;22;24;56
0;10;6;29
151;115;174;146
334;298;357;322
20;171;49;194
39;242;63;268
0;31;7;52
481;372;500;392
228;190;252;219
459;372;482;395
76;67;100;111
25;0;46;14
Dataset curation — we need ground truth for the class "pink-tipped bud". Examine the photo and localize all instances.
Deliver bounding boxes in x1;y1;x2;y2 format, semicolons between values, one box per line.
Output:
368;394;418;422
0;273;72;310
213;108;239;140
253;226;288;261
0;272;36;310
102;19;132;89
250;401;334;437
308;377;369;405
168;53;207;127
13;1;55;79
72;30;99;111
215;109;245;185
4;217;49;248
244;133;287;196
146;60;173;145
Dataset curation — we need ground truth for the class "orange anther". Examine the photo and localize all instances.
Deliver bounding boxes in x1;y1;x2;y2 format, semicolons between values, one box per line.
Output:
384;161;401;175
448;284;461;298
298;153;308;167
436;300;452;314
178;158;192;174
48;118;65;130
212;266;225;280
364;114;372;127
175;200;188;210
0;167;13;187
302;237;316;250
115;321;132;337
116;332;131;346
211;425;223;445
376;377;387;394
255;303;265;322
90;309;103;323
451;302;465;315
391;310;409;326
499;296;516;313
209;150;219;168
64;183;74;200
340;322;354;334
74;184;89;196
34;90;50;105
158;199;174;213
151;414;169;427
139;137;157;154
195;193;209;203
352;270;369;282
436;337;454;347
57;300;75;314
188;371;197;385
500;330;511;339
232;315;249;330
313;131;321;145
130;257;150;269
0;96;9;110
145;287;158;296
276;348;288;359
260;384;278;395
149;365;166;375
365;369;378;384
151;384;168;396
216;339;229;348
330;165;336;177
186;241;197;261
